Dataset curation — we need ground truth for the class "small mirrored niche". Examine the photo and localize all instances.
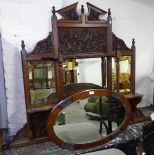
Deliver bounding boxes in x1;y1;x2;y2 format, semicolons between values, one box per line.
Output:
28;60;55;104
53;95;125;144
112;56;131;93
62;59;78;86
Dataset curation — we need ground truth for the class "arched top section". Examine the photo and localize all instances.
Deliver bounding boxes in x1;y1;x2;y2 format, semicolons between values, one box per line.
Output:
23;2;134;59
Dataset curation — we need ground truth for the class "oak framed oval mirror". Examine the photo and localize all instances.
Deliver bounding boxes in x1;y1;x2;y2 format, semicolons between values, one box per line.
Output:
47;89;132;150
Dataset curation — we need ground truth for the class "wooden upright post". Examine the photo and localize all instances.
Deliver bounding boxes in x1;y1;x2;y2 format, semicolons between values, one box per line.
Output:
51;6;59;59
21;40;31;108
101;57;107;88
51;6;64;100
54;62;64;100
116;58;120;93
106;9;113;90
21;41;33;140
107;8;112;54
131;39;136;94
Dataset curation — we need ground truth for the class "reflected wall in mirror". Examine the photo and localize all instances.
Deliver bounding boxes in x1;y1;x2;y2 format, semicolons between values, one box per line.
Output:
47;89;131;150
28;61;55;104
112;56;131;93
62;58;102;88
76;58;102;87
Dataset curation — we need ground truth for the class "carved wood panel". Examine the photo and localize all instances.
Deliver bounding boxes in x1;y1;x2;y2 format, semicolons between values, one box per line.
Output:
31;111;50;138
113;34;130;51
87;8;101;21
30;32;130;55
31;33;53;54
61;8;79;20
58;28;107;55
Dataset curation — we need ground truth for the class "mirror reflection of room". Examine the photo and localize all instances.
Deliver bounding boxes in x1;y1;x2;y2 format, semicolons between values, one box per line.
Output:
62;58;102;87
54;95;125;144
62;59;78;85
112;56;131;93
28;61;55;104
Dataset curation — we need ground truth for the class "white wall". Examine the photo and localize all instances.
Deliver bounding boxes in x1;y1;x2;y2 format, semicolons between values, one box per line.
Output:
0;0;62;136
0;0;153;135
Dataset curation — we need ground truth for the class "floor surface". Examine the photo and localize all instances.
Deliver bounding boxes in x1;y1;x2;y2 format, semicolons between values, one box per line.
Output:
1;106;153;155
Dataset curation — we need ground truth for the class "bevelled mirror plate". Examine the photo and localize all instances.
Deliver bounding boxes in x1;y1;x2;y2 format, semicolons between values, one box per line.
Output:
47;89;132;150
28;61;55;104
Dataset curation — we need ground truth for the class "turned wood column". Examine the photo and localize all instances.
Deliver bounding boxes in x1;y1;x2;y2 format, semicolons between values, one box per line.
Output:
52;6;64;100
131;39;136;94
106;9;113;90
115;58;120;93
101;57;107;88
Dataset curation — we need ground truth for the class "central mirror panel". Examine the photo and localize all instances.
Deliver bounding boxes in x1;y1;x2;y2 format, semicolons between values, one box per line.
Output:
53;94;125;144
28;60;55;104
62;58;102;87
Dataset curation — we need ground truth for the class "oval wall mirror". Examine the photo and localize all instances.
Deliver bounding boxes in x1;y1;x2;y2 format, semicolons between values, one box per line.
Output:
47;89;132;150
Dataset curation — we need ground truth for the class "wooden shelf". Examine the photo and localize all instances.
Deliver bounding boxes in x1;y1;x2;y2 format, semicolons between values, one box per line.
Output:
123;93;143;99
27;83;102;114
27;103;55;114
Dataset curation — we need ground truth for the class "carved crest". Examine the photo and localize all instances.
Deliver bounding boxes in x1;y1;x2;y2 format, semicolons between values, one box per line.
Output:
112;34;130;51
87;2;107;21
30;32;131;55
56;2;107;21
57;3;79;20
31;33;53;54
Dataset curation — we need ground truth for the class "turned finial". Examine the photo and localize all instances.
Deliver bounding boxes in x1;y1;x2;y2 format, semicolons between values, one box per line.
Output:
108;8;111;16
52;6;56;15
81;5;84;14
132;38;135;46
21;40;25;50
131;38;135;51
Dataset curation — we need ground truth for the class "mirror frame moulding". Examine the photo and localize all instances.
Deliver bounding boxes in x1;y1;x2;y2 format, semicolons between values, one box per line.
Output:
47;89;132;150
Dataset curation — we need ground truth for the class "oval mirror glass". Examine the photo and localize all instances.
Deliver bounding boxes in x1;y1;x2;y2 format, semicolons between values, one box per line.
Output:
47;89;132;149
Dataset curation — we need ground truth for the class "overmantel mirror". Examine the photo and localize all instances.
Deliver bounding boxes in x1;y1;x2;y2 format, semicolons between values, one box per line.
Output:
17;1;142;150
47;89;132;150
